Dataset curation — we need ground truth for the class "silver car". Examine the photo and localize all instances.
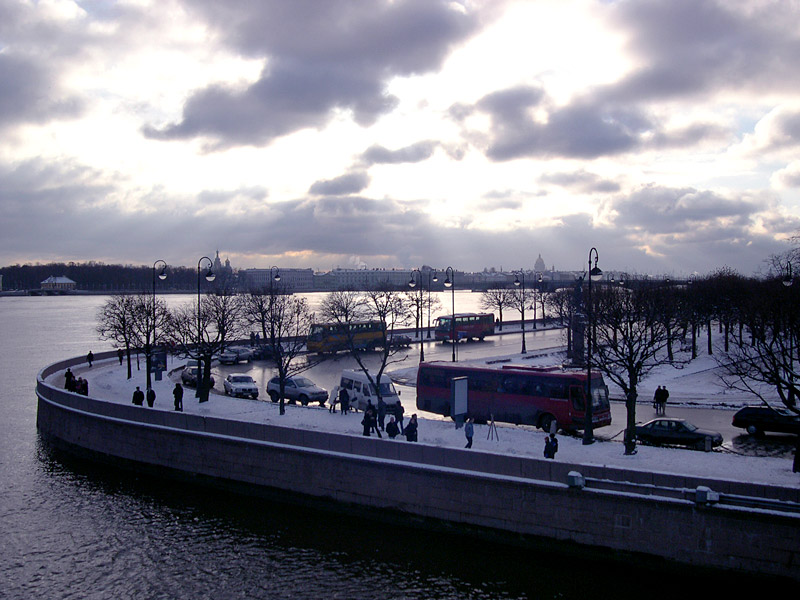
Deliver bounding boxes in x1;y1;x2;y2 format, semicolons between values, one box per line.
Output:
267;376;328;406
223;374;259;399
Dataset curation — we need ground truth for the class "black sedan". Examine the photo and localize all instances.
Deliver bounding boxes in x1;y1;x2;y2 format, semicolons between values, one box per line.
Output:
635;418;723;450
732;406;800;437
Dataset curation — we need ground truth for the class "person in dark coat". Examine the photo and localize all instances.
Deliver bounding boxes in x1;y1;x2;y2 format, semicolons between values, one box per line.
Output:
339;387;350;414
146;387;156;407
173;383;183;411
544;433;558;459
386;416;400;439
404;414;418;442
395;401;405;434
464;417;474;448
361;406;374;436
377;398;387;431
86;351;94;367
365;401;381;438
64;368;75;392
117;348;124;365
132;386;145;406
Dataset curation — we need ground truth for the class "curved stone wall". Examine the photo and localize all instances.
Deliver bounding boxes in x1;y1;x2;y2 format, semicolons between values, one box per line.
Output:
36;354;800;580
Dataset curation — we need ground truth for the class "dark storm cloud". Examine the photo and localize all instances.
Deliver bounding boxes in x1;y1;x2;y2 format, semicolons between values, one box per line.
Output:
309;172;370;196
539;170;621;194
605;0;800;103
360;141;438;165
145;0;485;148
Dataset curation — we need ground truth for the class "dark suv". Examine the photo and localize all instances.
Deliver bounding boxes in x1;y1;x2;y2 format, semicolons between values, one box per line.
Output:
732;406;800;437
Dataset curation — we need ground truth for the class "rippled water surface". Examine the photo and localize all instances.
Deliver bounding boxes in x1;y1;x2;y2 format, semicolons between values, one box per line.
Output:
0;295;778;599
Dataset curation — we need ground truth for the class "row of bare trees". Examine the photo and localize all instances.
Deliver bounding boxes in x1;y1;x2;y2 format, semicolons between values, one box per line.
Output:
96;285;424;414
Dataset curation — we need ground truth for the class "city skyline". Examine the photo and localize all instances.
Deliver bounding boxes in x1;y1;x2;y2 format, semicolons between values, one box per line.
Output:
1;0;799;276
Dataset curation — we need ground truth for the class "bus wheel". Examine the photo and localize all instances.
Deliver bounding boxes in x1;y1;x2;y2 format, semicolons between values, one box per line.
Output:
540;414;556;433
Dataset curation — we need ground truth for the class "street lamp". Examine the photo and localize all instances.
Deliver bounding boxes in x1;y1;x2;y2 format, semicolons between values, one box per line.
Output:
784;262;794;405
269;266;281;346
584;247;602;445
409;269;424;362
196;256;216;399
513;270;527;354
444;267;456;362
149;259;167;390
428;270;438;338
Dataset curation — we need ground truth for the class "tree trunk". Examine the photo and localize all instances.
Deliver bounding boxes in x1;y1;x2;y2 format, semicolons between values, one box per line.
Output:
707;320;713;355
624;388;638;455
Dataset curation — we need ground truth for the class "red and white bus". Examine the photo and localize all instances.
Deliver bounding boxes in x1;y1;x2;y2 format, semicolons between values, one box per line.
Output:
416;362;611;432
434;313;494;342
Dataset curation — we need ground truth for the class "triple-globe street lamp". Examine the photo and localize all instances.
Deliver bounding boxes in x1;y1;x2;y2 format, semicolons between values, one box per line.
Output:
583;247;602;445
149;259;167;389
269;266;281;346
513;270;527;354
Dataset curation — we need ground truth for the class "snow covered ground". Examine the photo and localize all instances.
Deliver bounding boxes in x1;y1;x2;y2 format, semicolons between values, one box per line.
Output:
51;351;799;489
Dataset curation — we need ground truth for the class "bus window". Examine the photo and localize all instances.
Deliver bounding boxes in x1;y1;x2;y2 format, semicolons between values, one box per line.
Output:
570;385;585;411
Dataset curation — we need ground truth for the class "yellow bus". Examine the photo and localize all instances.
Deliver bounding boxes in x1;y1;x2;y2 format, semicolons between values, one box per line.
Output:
306;321;384;354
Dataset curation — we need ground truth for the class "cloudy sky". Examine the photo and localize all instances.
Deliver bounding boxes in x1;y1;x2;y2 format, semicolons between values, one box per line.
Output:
2;0;800;276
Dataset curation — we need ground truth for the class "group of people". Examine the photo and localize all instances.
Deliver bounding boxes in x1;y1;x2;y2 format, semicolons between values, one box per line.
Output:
653;386;670;415
131;383;184;411
64;368;88;395
328;388;419;442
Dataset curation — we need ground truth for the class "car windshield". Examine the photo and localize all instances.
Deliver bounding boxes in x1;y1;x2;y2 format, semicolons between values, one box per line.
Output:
682;422;698;432
231;376;253;383
294;377;314;388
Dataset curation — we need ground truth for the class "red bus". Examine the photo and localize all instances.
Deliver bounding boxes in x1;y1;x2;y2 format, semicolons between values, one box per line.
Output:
434;313;494;342
416;362;611;432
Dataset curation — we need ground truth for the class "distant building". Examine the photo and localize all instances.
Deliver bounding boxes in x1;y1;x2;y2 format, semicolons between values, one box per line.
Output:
314;268;415;290
534;254;546;273
241;268;314;292
41;276;76;291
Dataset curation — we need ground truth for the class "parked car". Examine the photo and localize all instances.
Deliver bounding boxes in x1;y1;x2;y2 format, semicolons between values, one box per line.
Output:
223;374;259;399
267;376;328;406
389;334;412;348
219;347;252;365
634;418;723;450
732;406;800;437
251;344;276;360
180;360;215;389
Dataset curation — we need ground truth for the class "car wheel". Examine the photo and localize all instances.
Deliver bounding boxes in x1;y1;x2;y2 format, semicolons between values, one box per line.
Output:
299;395;309;406
269;391;279;403
746;425;764;437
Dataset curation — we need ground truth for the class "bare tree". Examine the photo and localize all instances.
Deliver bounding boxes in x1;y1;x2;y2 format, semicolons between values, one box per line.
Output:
319;287;411;405
479;288;515;331
165;291;243;403
590;282;680;455
241;286;320;415
97;295;137;379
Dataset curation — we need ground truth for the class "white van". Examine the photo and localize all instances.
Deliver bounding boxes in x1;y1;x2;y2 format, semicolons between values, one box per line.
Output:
335;369;401;412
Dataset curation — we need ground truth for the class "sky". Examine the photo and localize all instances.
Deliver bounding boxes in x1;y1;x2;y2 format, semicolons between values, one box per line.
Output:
2;0;800;277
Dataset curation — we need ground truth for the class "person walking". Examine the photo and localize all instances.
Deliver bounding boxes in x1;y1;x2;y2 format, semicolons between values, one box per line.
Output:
117;348;124;365
173;383;183;412
86;351;94;367
386;416;400;439
660;386;670;415
404;414;418;442
544;433;558;459
653;387;660;412
361;405;374;436
464;417;474;448
146;387;156;408
395;401;405;435
339;387;350;415
365;401;382;438
132;386;144;406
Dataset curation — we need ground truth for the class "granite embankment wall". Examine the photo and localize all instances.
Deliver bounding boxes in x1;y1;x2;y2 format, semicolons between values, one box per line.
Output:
37;352;800;580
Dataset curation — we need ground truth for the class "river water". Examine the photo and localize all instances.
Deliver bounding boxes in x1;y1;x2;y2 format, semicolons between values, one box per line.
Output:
0;295;774;598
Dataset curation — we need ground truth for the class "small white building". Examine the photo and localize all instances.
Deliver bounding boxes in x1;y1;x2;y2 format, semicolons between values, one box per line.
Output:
41;276;77;291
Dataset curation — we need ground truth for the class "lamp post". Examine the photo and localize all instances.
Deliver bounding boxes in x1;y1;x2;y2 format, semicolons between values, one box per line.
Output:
513;270;527;354
409;269;424;362
196;256;216;399
444;267;456;362
149;259;167;390
428;270;438;338
583;247;602;445
269;266;281;347
784;262;794;406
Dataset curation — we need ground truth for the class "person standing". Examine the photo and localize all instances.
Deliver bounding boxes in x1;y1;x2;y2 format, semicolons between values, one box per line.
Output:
173;383;184;412
117;348;124;365
464;417;474;448
132;386;144;406
653;387;660;412
339;387;350;415
86;351;94;367
386;416;400;439
395;401;405;435
544;433;558;459
660;386;669;415
404;414;418;442
361;405;373;436
146;387;156;408
64;368;75;392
